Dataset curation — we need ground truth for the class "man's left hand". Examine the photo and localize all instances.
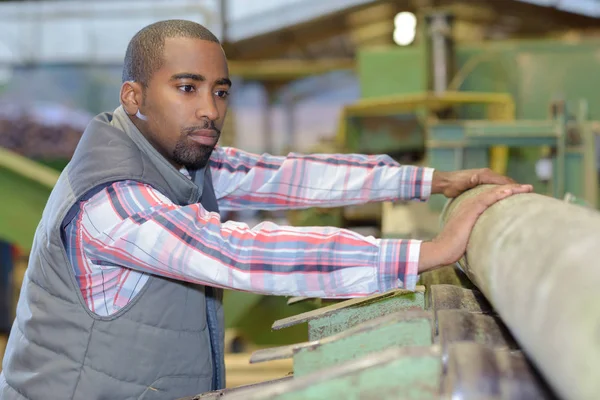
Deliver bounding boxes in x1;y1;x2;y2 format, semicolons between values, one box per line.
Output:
432;168;516;198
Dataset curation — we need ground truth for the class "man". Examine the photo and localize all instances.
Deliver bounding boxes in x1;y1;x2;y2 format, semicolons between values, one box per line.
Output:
0;20;532;400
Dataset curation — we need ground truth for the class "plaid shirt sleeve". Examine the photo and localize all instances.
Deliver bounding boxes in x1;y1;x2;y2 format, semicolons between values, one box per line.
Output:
209;146;434;211
80;180;423;296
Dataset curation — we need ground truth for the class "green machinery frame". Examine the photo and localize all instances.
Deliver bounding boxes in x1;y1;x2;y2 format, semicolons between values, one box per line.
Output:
336;12;600;214
427;101;599;210
338;91;600;213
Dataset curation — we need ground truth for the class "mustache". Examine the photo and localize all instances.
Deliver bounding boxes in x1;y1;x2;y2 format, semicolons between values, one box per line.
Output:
182;120;221;135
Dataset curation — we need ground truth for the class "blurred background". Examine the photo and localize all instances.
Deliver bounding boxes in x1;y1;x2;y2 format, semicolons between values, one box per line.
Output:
1;0;600;388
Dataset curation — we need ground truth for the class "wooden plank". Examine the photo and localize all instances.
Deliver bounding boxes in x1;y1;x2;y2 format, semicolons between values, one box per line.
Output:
250;342;303;365
308;289;425;340
220;346;442;400
272;286;425;330
294;312;432;377
286;297;311;306
183;377;293;400
250;310;432;364
224;353;292;388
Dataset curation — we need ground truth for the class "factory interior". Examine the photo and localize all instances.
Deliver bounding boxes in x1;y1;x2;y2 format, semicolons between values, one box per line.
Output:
1;0;600;399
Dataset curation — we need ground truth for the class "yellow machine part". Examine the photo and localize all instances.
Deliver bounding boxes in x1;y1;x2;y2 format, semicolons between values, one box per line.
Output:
336;90;516;175
0;147;59;189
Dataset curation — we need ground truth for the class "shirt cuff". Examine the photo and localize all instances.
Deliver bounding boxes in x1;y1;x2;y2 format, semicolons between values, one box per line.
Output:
420;167;434;200
377;239;421;292
399;166;435;201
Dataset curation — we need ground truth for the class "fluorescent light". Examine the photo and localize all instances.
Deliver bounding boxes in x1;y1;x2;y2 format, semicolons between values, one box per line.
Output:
393;12;417;46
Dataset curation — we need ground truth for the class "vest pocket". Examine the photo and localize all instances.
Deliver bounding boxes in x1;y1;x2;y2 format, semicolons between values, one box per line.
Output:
137;375;212;400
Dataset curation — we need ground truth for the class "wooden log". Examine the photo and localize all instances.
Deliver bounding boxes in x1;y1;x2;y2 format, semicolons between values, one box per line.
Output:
441;185;600;400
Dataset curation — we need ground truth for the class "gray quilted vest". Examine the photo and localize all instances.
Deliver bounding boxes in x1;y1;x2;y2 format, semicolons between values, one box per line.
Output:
0;107;225;399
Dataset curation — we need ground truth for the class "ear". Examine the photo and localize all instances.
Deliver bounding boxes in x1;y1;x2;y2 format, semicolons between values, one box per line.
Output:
120;81;144;116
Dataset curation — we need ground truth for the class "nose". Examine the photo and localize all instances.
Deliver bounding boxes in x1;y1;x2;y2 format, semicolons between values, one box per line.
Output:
195;90;219;121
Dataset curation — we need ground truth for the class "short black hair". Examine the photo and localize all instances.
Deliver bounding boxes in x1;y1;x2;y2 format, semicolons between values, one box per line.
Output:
122;19;220;86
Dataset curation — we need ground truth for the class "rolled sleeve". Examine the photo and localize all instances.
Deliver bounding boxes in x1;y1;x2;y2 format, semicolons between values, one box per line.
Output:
420;167;434;200
377;239;421;292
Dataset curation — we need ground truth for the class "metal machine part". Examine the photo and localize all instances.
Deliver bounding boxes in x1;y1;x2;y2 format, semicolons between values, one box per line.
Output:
181;282;555;399
427;103;600;211
425;11;455;95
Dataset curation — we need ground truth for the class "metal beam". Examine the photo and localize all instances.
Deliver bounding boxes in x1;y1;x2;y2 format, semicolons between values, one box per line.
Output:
342;91;515;118
440;185;600;400
228;59;355;81
0;147;59;189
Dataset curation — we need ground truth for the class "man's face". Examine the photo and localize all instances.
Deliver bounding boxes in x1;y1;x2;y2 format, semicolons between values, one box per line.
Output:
129;37;230;170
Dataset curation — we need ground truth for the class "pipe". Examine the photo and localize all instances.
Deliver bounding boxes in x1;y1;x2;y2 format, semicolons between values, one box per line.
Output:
425;11;455;94
440;185;600;400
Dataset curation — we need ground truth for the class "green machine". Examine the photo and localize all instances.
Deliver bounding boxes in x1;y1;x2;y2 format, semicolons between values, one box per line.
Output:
338;11;600;213
427;101;598;210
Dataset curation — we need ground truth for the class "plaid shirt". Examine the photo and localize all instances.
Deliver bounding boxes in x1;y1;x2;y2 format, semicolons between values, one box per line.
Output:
64;146;433;316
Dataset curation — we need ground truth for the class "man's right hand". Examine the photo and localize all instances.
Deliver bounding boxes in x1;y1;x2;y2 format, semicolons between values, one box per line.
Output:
418;183;533;272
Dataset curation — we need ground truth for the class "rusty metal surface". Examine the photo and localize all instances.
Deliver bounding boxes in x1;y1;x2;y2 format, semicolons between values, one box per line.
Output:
428;284;494;314
419;265;476;289
443;342;556;400
437;309;518;351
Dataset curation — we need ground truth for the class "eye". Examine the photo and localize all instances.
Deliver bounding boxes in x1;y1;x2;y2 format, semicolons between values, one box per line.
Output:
178;85;195;93
215;90;229;99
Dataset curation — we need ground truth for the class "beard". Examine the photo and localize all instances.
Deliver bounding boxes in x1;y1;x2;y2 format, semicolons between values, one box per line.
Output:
172;121;220;170
172;140;215;170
